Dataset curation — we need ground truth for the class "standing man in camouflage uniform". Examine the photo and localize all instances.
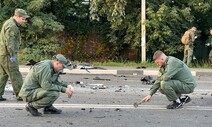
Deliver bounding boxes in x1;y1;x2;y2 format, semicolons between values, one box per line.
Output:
0;8;29;101
19;54;74;116
142;51;196;109
183;27;197;67
206;28;212;63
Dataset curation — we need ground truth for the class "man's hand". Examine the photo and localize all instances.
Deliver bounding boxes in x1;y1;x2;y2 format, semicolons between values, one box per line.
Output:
205;43;210;46
10;56;17;62
65;85;74;97
142;95;152;102
67;85;74;91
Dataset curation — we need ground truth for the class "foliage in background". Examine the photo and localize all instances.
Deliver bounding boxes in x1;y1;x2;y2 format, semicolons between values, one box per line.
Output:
0;0;212;63
0;0;65;62
90;0;212;60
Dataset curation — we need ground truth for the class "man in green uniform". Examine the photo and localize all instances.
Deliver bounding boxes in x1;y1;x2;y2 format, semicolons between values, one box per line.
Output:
206;28;212;63
0;8;30;101
142;51;196;109
183;27;197;67
19;54;74;116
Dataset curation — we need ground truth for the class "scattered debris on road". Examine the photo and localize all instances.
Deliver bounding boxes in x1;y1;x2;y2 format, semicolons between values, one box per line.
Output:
115;108;121;111
93;76;111;81
89;84;108;90
136;66;147;69
81;108;86;110
133;100;145;108
140;76;155;85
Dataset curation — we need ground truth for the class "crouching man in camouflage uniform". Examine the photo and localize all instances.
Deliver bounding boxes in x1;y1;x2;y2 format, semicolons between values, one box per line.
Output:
19;54;74;116
142;51;196;109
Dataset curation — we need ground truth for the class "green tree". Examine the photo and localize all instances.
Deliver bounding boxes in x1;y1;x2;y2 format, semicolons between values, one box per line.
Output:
90;0;212;60
0;0;65;61
1;0;211;62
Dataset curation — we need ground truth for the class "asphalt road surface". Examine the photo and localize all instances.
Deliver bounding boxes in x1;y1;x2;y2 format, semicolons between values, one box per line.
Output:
0;74;212;127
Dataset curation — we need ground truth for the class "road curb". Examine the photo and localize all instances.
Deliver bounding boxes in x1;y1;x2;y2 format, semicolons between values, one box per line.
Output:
18;67;212;76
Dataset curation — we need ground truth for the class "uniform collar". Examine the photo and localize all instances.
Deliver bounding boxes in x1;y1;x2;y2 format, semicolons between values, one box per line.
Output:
161;56;169;68
50;60;56;72
11;17;20;27
50;60;60;73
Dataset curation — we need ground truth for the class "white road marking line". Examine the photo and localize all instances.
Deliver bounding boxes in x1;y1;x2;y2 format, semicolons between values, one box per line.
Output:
0;103;212;110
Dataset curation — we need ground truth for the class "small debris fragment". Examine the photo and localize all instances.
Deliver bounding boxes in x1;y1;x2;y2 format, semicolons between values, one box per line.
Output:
146;120;151;123
62;100;68;103
89;108;94;113
94;116;106;118
65;121;73;125
15;108;23;110
115;108;121;111
81;108;86;110
136;66;146;69
93;76;111;81
141;76;154;85
76;81;86;88
89;84;108;90
119;75;126;77
115;89;122;92
76;81;83;84
204;115;209;117
91;86;97;90
77;64;94;69
201;93;208;95
99;85;108;89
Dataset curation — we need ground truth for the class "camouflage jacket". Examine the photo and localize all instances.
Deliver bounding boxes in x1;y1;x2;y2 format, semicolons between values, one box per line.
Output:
0;17;21;57
149;56;196;96
19;60;68;98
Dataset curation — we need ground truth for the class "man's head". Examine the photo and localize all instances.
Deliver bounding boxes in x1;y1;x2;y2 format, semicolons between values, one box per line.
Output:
210;28;212;35
153;50;167;67
191;27;197;32
52;54;70;72
13;8;30;24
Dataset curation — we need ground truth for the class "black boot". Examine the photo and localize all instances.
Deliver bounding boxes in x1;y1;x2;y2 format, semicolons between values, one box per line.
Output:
166;101;183;109
43;105;62;114
16;97;23;101
25;103;42;116
180;95;191;104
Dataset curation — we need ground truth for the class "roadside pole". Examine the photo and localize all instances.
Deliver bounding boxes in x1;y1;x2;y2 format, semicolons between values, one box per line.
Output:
141;0;146;62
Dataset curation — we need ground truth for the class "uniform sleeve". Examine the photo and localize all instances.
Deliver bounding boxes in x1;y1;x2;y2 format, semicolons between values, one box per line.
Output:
190;31;195;42
149;71;161;96
161;59;183;81
4;26;17;57
36;66;67;93
149;80;160;96
55;76;68;88
210;37;212;47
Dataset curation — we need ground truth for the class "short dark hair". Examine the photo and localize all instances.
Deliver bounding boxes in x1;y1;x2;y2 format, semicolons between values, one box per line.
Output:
153;50;164;60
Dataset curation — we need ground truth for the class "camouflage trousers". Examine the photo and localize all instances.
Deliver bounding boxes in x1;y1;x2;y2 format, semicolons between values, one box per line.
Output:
159;80;196;101
24;88;59;109
209;50;212;63
183;45;194;66
0;55;23;98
